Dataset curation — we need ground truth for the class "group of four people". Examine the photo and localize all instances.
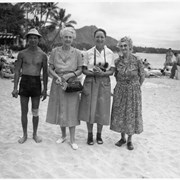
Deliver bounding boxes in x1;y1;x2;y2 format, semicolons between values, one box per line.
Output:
12;27;145;151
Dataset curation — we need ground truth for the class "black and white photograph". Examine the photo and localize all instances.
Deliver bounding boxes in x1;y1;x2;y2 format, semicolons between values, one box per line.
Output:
0;0;180;178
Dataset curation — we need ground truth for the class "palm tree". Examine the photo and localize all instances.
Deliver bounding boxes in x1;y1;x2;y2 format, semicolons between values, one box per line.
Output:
22;2;59;30
43;2;59;27
47;8;77;46
19;2;33;33
18;3;77;51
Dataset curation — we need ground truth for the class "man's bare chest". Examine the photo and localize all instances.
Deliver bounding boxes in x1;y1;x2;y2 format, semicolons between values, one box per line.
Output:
23;53;42;66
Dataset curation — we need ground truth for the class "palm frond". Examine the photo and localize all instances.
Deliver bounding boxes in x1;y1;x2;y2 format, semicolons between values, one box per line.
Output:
62;14;71;22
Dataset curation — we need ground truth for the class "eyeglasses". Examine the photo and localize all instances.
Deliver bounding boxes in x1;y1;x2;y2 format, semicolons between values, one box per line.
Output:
120;44;127;48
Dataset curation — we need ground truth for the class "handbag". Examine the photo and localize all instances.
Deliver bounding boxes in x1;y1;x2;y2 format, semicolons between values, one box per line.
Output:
65;80;83;93
56;71;83;93
65;71;83;93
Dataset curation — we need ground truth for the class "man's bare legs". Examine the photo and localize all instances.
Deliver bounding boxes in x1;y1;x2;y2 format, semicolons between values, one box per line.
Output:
31;96;42;143
18;96;29;143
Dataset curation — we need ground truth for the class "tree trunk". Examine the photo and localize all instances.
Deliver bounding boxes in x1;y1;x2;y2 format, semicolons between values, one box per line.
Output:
50;24;62;47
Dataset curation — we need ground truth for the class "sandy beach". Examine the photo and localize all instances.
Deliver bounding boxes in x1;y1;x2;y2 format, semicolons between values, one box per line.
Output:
0;76;180;178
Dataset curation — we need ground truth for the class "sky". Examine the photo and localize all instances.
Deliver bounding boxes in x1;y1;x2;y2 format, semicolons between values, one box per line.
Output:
57;0;180;50
1;0;180;49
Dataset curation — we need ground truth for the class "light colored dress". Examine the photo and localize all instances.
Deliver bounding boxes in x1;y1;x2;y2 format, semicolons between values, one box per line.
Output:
110;54;145;135
79;46;115;125
46;47;83;127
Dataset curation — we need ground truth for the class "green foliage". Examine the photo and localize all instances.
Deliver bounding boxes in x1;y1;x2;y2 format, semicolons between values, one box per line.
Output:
0;3;25;37
9;44;25;52
47;8;77;47
1;3;179;54
18;2;77;50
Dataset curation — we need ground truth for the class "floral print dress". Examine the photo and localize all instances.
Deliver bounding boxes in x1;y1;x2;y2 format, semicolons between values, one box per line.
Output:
110;54;145;135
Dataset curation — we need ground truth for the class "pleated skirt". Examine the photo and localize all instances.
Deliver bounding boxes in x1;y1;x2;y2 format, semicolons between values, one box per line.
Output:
79;76;111;125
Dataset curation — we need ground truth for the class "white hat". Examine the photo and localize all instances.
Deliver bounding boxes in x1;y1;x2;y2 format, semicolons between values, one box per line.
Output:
25;28;42;38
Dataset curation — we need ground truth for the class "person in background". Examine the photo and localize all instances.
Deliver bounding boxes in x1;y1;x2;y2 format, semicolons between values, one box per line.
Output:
79;28;115;145
12;28;48;144
163;48;174;71
170;52;180;79
0;57;5;78
46;27;82;150
143;59;151;69
110;36;145;150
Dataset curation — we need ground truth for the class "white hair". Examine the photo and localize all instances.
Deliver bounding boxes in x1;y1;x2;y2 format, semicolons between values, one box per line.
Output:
117;36;133;52
60;27;76;39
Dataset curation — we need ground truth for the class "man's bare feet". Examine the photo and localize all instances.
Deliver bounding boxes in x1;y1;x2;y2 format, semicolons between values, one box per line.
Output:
33;134;42;143
18;135;27;144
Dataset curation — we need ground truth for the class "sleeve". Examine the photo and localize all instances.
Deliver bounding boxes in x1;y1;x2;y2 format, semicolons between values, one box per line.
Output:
114;57;119;67
76;49;83;67
114;58;119;79
137;57;145;85
82;51;88;67
110;52;116;68
48;48;56;68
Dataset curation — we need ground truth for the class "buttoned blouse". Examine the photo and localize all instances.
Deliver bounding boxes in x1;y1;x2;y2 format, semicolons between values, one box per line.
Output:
83;45;115;71
49;46;83;73
115;54;145;85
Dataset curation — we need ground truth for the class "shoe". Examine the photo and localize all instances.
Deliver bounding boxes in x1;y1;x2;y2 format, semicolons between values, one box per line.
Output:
70;143;78;150
96;133;103;144
115;139;126;147
87;132;94;145
56;137;66;144
127;142;134;150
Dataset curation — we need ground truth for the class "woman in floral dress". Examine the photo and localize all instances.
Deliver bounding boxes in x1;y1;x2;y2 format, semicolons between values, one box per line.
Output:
110;37;145;150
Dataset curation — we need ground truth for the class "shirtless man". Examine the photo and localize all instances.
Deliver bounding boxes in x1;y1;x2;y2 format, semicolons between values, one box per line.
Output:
12;28;48;144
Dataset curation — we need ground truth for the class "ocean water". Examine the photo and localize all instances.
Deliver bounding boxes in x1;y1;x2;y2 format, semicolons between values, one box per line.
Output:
114;52;169;69
136;52;166;69
7;52;169;69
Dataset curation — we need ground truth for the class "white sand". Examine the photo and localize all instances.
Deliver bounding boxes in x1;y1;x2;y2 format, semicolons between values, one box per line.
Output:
0;77;180;178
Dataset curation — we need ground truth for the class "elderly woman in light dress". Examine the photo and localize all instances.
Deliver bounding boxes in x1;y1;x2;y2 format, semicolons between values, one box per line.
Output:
46;27;83;150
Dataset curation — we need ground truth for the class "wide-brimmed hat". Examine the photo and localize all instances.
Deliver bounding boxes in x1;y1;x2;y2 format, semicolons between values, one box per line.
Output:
25;28;42;38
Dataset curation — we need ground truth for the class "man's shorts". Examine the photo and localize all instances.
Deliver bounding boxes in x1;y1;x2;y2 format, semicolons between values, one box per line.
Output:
19;74;41;97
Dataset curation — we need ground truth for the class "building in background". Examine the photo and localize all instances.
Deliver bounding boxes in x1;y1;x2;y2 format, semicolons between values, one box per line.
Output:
0;32;20;46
